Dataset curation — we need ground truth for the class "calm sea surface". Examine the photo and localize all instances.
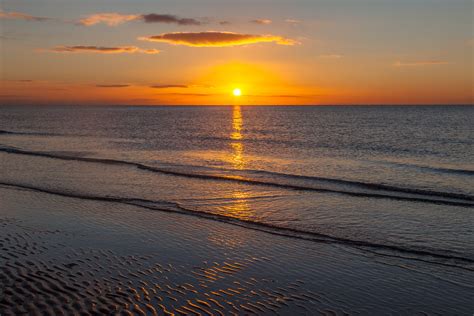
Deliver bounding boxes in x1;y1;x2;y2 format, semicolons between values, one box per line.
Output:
1;105;473;269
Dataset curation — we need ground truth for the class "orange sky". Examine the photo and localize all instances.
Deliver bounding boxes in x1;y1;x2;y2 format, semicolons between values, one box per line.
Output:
1;0;473;105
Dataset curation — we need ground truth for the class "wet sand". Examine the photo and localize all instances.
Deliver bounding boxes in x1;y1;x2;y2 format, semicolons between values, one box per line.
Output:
1;186;473;315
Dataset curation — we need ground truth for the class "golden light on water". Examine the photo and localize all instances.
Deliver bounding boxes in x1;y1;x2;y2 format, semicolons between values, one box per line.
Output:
230;106;244;169
231;106;243;140
228;190;252;219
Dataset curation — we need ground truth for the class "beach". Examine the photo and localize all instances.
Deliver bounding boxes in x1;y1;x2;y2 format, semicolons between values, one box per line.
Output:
1;105;473;315
2;185;473;315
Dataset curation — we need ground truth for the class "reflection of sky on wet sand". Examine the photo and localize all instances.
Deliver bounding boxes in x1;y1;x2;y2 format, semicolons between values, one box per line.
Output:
207;225;247;248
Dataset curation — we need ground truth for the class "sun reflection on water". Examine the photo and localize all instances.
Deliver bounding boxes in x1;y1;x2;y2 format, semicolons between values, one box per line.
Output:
229;190;252;219
231;106;244;169
226;106;253;220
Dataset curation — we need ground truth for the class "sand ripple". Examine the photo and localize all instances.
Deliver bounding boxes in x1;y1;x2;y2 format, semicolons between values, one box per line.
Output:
0;218;331;315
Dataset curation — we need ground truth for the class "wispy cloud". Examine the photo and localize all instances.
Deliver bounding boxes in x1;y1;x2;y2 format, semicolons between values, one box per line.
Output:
78;13;139;26
248;94;318;98
46;46;160;54
251;19;272;25
139;31;298;47
5;79;35;83
394;60;450;67
150;84;189;89
285;19;301;24
96;84;130;88
319;54;343;59
78;12;204;26
0;10;52;22
154;92;217;97
139;49;161;54
1;10;206;27
141;14;202;25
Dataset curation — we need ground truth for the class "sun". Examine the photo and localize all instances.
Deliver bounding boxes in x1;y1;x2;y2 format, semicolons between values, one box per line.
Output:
232;88;242;97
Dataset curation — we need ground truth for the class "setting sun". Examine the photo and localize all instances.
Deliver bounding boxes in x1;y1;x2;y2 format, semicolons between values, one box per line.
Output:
233;88;242;97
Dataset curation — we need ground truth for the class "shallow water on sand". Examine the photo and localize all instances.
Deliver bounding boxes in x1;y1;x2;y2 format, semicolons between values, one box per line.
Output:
1;187;473;315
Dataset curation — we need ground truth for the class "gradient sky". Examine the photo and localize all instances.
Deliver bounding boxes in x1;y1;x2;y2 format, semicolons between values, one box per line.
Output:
1;0;473;105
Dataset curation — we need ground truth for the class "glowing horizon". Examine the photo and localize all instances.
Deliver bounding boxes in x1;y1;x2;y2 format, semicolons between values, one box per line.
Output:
0;0;472;106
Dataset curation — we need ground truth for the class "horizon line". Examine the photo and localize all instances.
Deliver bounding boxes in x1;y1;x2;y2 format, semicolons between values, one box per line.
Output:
1;104;473;107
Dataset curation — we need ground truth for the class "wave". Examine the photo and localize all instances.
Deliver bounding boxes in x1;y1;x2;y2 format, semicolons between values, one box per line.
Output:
0;147;474;207
1;181;473;272
415;166;474;176
377;160;474;176
0;129;57;136
1;146;473;207
2;127;472;177
0;129;25;135
179;135;447;159
242;168;474;201
4;127;472;176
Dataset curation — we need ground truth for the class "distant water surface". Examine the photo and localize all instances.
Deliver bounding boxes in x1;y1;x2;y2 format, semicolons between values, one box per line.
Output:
1;105;473;270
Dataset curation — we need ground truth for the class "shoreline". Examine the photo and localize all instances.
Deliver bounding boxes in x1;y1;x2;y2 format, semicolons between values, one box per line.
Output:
1;180;473;271
1;186;473;315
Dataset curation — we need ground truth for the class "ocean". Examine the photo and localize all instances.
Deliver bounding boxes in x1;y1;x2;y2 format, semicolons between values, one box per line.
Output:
1;105;473;270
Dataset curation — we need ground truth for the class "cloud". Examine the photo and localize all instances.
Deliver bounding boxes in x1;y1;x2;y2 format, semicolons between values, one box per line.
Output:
251;19;272;25
5;79;35;82
219;21;231;25
47;46;160;54
394;60;450;67
155;92;216;97
0;10;51;22
96;84;130;88
1;9;207;27
319;54;343;59
139;31;298;47
140;49;162;54
141;14;202;25
150;84;188;89
78;12;204;26
285;19;301;24
78;13;139;26
244;93;322;98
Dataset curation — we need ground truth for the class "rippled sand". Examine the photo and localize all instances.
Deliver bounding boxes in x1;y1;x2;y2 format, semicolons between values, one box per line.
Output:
1;187;473;315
